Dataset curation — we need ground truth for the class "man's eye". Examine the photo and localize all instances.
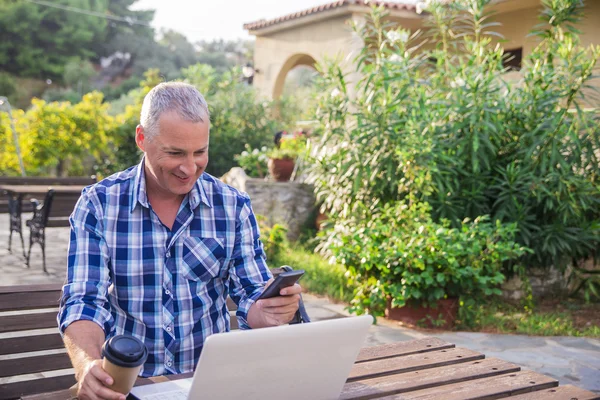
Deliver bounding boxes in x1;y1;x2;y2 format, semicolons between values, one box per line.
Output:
168;152;181;156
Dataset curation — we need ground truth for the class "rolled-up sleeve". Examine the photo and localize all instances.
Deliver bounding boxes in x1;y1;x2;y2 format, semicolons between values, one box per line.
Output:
227;195;272;329
57;190;114;337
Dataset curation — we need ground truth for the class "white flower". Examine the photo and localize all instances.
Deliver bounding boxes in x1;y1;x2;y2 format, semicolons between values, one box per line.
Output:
252;148;259;155
261;146;267;152
330;88;341;98
450;77;466;88
241;151;249;157
389;54;403;63
386;29;409;44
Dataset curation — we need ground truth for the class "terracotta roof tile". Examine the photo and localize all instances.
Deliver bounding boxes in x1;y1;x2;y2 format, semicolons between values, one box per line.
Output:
243;0;418;31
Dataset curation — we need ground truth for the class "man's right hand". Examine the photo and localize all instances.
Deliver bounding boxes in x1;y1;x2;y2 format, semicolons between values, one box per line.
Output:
76;359;126;400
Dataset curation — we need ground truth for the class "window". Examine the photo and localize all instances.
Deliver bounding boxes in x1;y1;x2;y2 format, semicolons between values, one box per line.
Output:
503;48;523;71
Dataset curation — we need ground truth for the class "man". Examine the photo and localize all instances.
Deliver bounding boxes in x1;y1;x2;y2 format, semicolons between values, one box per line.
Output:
58;82;302;400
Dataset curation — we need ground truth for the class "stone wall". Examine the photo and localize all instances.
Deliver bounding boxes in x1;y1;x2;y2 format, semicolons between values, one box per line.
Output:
501;267;568;301
221;168;316;241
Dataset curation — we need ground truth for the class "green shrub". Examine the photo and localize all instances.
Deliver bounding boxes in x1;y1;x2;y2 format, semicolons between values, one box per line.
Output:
257;215;289;261
0;92;113;176
321;200;529;315
309;0;600;295
0;72;16;99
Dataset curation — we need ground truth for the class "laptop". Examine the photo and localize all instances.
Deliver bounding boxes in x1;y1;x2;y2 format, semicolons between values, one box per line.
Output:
130;315;373;400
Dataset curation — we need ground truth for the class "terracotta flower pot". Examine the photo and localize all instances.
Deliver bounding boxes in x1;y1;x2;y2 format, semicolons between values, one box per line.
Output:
315;211;328;230
268;158;295;182
385;298;458;329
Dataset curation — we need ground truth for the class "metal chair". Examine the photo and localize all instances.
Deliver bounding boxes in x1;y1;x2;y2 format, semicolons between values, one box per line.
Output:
26;189;55;273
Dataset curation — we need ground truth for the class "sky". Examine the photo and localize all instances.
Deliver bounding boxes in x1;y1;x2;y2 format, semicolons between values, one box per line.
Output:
132;0;418;43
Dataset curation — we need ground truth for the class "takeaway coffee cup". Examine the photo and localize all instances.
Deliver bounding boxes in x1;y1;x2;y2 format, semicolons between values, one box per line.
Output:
101;335;148;394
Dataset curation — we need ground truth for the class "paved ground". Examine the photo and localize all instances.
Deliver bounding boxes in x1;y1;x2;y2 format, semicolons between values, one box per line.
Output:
1;213;599;392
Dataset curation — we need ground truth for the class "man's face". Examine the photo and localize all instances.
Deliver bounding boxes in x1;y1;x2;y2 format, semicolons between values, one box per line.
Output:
136;110;209;199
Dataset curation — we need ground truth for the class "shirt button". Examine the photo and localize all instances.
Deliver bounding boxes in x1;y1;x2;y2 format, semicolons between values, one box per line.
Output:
167;361;172;367
166;326;172;332
165;289;171;295
166;252;171;258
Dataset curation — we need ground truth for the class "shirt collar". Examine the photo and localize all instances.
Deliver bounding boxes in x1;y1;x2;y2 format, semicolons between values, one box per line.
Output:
131;158;149;213
130;157;212;212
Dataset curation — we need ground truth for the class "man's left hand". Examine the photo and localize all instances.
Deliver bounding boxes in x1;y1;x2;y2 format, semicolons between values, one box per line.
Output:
247;280;302;328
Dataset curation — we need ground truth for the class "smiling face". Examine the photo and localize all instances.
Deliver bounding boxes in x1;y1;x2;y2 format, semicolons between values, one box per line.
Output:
136;110;209;201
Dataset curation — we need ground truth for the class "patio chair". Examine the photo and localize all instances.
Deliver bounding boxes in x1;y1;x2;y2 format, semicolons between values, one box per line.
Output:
26;189;55;273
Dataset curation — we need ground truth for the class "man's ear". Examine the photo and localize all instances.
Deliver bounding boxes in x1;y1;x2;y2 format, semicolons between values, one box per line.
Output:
135;125;146;152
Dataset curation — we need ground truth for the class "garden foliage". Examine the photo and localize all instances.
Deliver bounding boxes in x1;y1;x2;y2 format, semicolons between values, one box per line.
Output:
309;0;600;314
0;92;112;176
1;64;300;178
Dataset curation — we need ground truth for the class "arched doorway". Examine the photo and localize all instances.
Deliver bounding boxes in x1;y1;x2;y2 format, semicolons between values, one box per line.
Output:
272;53;317;100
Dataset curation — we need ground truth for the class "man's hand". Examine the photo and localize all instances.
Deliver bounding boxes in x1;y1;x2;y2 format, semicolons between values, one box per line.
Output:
247;279;302;328
63;321;126;400
76;359;126;400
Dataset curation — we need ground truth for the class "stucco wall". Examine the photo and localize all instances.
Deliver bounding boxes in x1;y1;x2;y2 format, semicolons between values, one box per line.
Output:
253;15;355;99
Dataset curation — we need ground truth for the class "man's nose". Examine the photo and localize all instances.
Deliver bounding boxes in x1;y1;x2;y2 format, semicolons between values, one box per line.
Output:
180;155;197;175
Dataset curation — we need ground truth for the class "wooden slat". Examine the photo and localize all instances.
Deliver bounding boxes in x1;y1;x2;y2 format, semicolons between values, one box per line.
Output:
0;283;63;295
340;358;521;400
0;312;58;333
46;218;71;228
226;297;237;311
230;311;239;330
0;333;64;355
349;347;484;382
356;338;455;363
0;374;76;400
502;384;600;400
0;176;95;185
0;352;71;378
0;290;61;312
383;370;558;400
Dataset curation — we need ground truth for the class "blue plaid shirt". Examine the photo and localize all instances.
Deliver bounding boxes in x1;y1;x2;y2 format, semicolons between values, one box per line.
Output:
58;160;272;377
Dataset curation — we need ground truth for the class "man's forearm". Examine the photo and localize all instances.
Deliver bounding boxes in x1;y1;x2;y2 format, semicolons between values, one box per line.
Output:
63;320;106;380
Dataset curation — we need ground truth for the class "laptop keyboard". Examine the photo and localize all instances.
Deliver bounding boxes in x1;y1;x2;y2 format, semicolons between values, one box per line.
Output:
137;390;188;400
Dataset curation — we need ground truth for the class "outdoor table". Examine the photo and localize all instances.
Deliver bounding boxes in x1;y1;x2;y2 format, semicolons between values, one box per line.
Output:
20;337;599;400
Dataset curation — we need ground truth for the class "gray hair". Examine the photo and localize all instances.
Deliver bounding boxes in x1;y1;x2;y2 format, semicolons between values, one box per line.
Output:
140;82;210;139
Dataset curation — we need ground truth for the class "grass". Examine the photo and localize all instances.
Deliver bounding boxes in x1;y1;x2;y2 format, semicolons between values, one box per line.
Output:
271;246;355;304
459;301;600;337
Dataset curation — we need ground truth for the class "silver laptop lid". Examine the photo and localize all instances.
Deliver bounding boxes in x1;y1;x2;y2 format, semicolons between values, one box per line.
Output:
189;315;373;400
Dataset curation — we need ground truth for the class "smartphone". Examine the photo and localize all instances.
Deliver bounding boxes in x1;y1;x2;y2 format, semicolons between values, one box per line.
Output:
258;269;305;299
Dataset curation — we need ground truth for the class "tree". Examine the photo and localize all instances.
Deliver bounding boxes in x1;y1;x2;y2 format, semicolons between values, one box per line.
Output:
195;39;254;73
0;0;108;80
91;0;155;60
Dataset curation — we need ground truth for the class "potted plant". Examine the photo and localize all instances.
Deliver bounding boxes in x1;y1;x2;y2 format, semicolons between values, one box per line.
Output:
234;144;269;178
267;134;306;182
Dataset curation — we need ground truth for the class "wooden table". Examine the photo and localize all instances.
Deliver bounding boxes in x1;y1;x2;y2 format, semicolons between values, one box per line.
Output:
21;337;599;400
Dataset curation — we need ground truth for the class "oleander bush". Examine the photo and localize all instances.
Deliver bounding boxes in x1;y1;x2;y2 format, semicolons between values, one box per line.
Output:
308;0;600;314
